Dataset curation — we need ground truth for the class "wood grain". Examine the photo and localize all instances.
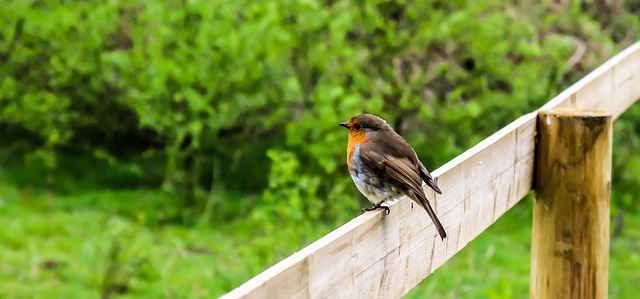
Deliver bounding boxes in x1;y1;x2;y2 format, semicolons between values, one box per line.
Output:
531;109;612;299
221;41;640;299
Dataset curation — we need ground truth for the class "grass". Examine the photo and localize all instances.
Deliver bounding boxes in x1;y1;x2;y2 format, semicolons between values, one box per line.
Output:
0;182;337;299
408;200;640;298
0;181;638;298
406;201;533;298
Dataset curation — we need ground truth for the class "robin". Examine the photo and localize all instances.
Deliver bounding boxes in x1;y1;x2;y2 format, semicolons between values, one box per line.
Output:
339;114;447;240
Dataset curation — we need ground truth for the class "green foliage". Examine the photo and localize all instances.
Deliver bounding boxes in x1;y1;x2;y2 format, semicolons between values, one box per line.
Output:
253;150;323;228
613;103;640;211
1;0;639;221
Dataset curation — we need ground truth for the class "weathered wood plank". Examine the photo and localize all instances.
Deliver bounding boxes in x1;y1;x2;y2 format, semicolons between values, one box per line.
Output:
531;109;612;298
221;41;640;299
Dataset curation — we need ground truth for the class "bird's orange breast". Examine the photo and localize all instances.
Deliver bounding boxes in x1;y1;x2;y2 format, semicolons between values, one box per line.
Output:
347;131;368;171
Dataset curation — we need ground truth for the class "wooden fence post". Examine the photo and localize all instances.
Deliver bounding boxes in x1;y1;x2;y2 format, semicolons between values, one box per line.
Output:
531;108;612;299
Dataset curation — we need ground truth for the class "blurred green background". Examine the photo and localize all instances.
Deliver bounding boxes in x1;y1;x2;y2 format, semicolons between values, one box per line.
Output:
1;0;639;298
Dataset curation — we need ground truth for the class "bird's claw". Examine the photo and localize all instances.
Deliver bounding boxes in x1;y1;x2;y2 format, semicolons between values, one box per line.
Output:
361;204;390;215
382;206;390;215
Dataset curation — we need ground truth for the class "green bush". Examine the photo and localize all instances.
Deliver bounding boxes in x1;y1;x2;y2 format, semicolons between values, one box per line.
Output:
1;0;639;225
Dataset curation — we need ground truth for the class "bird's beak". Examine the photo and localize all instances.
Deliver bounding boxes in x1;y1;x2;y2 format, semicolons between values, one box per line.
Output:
339;122;349;129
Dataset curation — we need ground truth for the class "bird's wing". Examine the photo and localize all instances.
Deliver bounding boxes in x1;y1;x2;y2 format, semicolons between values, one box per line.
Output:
418;160;442;194
373;132;442;195
358;145;424;200
359;144;447;239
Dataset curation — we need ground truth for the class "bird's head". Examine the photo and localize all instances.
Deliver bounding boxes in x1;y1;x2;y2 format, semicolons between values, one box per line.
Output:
339;114;390;143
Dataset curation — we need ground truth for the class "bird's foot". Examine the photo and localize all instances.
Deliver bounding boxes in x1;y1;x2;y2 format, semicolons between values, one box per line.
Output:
361;204;390;215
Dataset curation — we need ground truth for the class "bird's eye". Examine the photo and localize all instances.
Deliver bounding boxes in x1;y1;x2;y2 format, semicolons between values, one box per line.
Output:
353;124;362;131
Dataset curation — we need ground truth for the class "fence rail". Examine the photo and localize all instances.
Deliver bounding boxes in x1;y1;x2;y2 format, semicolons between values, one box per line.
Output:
221;41;640;299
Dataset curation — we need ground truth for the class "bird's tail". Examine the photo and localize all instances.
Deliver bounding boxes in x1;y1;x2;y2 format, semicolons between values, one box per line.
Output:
412;193;447;240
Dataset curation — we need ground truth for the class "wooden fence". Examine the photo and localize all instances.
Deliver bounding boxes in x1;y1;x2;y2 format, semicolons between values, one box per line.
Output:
221;41;640;298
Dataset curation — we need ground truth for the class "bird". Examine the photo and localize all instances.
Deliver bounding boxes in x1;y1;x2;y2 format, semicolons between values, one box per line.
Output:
339;114;447;240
